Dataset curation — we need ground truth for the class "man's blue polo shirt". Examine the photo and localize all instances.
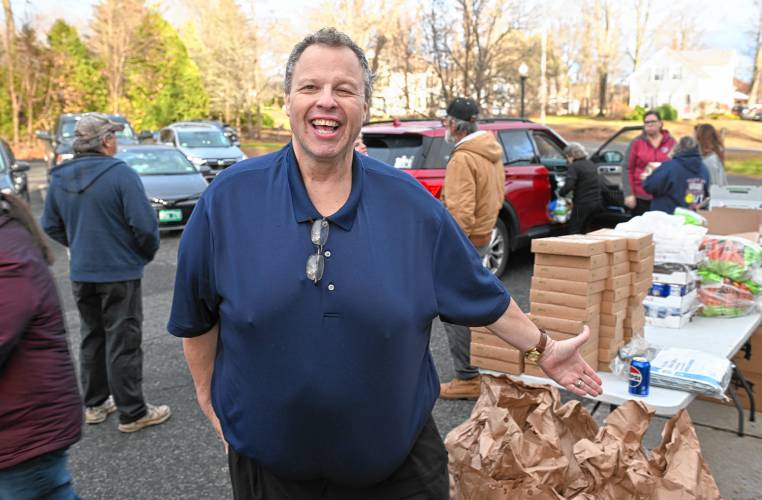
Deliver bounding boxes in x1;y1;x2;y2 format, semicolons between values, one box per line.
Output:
168;144;510;485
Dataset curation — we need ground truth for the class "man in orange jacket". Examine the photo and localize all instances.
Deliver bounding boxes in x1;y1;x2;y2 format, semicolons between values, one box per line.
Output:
439;97;505;400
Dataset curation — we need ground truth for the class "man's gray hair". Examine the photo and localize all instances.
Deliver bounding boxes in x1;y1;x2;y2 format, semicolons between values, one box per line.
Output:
563;142;588;160
284;27;374;102
73;131;114;154
451;117;478;135
671;136;698;157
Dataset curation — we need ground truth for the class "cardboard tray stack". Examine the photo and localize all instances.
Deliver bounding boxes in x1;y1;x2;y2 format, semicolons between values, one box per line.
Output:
526;237;605;376
469;326;524;375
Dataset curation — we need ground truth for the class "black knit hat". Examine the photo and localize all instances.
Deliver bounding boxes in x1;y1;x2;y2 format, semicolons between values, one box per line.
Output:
446;97;479;122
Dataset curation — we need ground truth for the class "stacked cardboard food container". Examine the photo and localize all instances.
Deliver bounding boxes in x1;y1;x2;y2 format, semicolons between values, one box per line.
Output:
469;230;654;378
525;236;606;376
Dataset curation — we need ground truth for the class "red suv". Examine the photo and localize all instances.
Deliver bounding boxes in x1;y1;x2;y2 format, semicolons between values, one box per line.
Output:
362;118;578;276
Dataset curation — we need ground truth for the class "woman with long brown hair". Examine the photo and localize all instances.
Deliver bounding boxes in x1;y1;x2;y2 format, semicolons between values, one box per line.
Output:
695;123;727;187
0;192;83;499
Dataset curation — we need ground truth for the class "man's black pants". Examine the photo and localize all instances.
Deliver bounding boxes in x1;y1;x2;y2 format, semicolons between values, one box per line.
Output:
228;416;449;500
72;280;147;424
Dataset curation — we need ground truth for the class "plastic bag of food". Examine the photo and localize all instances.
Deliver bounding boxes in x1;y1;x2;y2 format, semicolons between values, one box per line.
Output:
547;197;572;224
699;235;762;282
697;279;758;317
672;207;707;227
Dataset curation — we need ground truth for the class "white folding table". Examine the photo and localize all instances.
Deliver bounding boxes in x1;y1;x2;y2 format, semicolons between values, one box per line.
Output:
482;313;762;433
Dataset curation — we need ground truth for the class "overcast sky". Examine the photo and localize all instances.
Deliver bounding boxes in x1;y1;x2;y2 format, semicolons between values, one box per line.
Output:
7;0;761;80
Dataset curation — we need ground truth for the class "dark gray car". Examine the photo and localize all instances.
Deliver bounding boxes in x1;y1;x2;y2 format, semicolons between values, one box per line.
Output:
116;145;209;231
0;138;30;201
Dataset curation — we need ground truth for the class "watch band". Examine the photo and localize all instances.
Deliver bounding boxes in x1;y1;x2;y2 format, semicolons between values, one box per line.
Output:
535;328;548;354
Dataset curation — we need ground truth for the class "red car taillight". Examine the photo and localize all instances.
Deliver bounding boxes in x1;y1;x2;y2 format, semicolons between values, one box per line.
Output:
419;179;442;199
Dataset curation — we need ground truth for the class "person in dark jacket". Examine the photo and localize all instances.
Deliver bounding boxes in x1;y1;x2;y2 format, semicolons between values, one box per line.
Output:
559;142;602;234
0;192;82;499
41;113;171;434
643;136;710;214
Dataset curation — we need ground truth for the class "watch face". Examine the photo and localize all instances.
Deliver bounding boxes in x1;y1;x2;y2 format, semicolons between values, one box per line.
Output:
525;350;540;363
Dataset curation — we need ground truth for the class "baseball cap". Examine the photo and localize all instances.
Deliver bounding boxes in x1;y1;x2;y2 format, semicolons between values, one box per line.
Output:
446;97;479;122
75;113;125;141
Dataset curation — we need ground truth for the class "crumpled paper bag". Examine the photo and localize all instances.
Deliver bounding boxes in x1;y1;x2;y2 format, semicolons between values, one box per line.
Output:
446;375;722;500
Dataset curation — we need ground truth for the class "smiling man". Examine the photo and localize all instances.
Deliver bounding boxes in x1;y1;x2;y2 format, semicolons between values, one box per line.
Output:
169;28;602;500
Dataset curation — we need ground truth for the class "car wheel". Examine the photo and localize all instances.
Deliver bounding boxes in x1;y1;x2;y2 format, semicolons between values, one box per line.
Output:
483;218;509;277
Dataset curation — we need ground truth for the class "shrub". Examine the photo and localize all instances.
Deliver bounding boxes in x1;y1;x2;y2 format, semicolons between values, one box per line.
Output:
656;103;678;121
624;105;646;121
260;112;275;128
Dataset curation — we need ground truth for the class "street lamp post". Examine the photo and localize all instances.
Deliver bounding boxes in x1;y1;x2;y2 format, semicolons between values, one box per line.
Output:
518;63;528;119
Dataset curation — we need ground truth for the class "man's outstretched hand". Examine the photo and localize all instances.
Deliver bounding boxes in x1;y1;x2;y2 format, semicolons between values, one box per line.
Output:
538;325;603;397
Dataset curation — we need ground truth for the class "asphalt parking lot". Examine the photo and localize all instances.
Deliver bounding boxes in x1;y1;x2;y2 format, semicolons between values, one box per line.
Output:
24;161;762;499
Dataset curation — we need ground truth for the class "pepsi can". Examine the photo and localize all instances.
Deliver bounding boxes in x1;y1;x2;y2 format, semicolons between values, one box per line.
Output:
629;357;650;396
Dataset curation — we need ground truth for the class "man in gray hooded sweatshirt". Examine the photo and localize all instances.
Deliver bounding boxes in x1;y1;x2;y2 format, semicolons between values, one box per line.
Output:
42;113;170;433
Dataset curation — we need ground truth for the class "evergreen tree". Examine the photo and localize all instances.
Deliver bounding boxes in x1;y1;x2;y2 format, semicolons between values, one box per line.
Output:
125;11;208;130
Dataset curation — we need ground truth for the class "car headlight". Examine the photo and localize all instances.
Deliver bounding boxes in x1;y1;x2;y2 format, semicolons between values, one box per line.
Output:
187;156;206;166
240;154;248;160
1;187;12;195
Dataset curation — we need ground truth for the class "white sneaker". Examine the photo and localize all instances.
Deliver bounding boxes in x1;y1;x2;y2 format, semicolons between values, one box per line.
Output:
118;404;172;433
84;396;116;424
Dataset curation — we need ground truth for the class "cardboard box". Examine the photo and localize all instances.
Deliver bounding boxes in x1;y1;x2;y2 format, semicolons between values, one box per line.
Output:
608;251;629;266
528;314;599;335
530;289;602;309
600;298;628;314
630;256;655;273
581;234;628;252
524;361;545;377
628;245;655;262
599;336;624;350
624;314;645;331
589;228;653;251
471;355;523;375
652;264;698;286
598;345;622;362
605;272;632;290
599;323;624;340
531;237;607;256
530;302;600;321
471;330;511;348
602;286;630;303
643;290;697;309
645;312;695;329
628;292;648;308
531;276;606;295
471;342;522;364
610;261;631;277
600;311;626;327
631;278;653;295
535;253;609;270
533;265;610;282
648;282;696;298
632;269;653;283
698;207;762;235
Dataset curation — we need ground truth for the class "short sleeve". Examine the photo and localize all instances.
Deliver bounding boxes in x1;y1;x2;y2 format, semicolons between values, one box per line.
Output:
432;208;510;326
167;195;220;337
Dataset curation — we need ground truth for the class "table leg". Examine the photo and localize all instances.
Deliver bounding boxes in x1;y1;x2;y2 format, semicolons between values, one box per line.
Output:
726;383;745;437
733;366;756;422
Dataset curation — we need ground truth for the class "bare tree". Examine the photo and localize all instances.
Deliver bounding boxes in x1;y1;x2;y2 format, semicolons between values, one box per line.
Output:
749;0;762;104
89;0;146;113
629;0;651;72
2;0;20;144
592;0;619;116
16;24;48;142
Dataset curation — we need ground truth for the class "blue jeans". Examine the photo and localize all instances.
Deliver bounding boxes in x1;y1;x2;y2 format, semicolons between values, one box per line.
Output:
0;448;80;500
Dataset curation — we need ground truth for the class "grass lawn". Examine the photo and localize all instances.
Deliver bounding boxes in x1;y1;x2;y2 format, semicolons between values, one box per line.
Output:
725;153;762;177
543;115;762;151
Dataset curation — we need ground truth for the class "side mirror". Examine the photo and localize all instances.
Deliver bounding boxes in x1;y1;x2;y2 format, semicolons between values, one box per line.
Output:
602;151;624;164
36;130;52;142
11;161;30;173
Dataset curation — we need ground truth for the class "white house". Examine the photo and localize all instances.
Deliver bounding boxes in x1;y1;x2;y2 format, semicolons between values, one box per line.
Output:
628;49;737;118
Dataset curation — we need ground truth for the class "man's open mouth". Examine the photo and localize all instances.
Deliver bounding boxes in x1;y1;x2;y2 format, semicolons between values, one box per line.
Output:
311;118;341;135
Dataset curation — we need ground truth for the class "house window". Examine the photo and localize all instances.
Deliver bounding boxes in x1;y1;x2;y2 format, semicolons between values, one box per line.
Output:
672;67;682;80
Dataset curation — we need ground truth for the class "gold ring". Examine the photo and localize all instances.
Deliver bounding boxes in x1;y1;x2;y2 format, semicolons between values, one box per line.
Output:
576;379;583;387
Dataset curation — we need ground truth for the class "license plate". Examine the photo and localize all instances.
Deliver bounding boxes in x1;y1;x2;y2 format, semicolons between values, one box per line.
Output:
158;209;183;222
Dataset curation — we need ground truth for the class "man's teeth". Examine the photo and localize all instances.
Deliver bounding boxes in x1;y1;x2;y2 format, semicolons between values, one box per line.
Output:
312;119;339;127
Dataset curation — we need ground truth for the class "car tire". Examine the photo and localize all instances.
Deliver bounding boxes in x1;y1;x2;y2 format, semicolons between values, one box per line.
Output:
484;218;509;277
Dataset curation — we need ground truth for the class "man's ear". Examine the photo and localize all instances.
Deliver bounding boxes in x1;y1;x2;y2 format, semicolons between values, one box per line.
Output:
284;94;291;117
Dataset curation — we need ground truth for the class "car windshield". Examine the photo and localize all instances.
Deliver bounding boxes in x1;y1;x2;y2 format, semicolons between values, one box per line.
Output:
117;149;198;175
59;117;135;140
178;130;231;148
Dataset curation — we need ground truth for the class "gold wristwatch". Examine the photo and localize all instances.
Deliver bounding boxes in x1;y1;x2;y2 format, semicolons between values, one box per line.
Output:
524;329;548;363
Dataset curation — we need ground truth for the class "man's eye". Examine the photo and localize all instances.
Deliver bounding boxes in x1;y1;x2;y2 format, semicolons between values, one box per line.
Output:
301;85;318;91
336;88;356;96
